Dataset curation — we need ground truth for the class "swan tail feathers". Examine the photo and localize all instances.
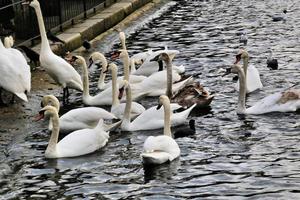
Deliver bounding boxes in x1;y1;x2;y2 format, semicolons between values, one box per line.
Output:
141;152;170;165
15;92;28;102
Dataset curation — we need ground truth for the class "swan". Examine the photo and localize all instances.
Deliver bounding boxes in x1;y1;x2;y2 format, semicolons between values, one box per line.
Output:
109;63;145;119
234;49;263;93
41;95;119;132
153;53;214;108
36;105;109;158
4;36;13;48
131;47;185;76
25;0;83;103
231;64;300;115
0;38;31;102
72;55;115;105
267;49;278;70
120;81;196;131
141;95;180;165
88;52;108;90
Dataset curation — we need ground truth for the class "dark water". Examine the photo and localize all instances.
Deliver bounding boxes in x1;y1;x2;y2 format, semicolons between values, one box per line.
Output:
1;0;300;199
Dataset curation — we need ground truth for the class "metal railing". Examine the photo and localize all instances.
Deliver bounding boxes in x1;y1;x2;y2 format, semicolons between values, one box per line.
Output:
0;0;107;45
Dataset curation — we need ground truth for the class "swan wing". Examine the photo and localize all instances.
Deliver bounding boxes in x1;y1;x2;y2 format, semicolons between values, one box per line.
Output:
111;102;145;119
246;91;300;114
56;128;109;157
246;65;263;93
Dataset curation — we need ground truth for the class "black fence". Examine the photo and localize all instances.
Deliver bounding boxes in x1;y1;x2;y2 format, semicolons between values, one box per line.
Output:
0;0;107;45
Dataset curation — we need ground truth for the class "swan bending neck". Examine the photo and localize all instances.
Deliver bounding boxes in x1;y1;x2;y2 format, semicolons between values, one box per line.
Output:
46;112;59;155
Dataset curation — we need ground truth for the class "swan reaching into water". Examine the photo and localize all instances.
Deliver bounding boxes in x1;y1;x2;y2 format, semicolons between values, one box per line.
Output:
231;64;300;115
120;81;196;131
25;0;83;103
151;53;214;108
36;106;109;158
234;49;263;93
0;38;31;103
41;95;118;132
141;95;180;165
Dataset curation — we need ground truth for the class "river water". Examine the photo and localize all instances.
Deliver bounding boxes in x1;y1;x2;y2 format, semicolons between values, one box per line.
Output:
1;0;300;199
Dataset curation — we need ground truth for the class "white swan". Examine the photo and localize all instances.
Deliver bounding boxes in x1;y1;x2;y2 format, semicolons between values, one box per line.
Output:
232;64;300;115
109;63;145;119
88;52;108;90
141;95;180;165
131;47;185;76
72;55;115;106
26;0;83;103
120;81;196;131
4;36;14;48
41;95;118;132
234;49;263;93
36;106;109;158
0;38;31;102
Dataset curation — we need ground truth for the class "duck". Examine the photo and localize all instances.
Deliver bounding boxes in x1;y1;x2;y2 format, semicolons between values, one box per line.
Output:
0;38;31;103
239;31;248;46
82;39;92;51
141;95;180;165
18;45;40;68
173;119;196;139
25;0;83;104
271;9;287;22
35;105;109;158
234;49;263;93
41;95;119;132
230;64;300;115
120;81;196;131
152;53;214;108
267;49;278;70
108;63;145;119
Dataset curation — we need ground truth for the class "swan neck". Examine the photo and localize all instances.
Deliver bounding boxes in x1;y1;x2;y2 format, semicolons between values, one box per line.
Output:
98;61;107;88
80;61;90;98
122;53;130;81
46;112;59;153
111;67;119;106
163;99;172;137
243;56;249;78
33;5;51;53
165;59;173;99
237;67;247;114
123;85;132;124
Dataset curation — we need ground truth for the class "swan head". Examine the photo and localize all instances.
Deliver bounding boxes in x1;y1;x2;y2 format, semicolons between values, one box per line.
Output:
71;55;86;66
35;105;57;121
89;52;107;69
156;95;170;110
108;63;118;73
41;95;60;112
234;49;248;64
23;0;40;8
118;80;129;100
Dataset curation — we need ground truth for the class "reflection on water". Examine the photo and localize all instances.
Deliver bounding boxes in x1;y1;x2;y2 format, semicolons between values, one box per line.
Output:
1;0;300;199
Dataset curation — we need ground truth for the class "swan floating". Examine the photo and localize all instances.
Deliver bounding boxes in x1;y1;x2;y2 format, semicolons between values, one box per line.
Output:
234;49;263;93
36;105;109;158
231;64;300;115
120;81;195;131
141;95;180;165
41;95;119;132
25;0;83;103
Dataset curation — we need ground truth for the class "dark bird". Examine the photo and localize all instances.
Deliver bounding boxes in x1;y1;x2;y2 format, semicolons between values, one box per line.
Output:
272;9;287;22
239;31;247;46
47;30;65;44
267;49;278;70
18;45;40;67
82;39;91;51
173;119;196;138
